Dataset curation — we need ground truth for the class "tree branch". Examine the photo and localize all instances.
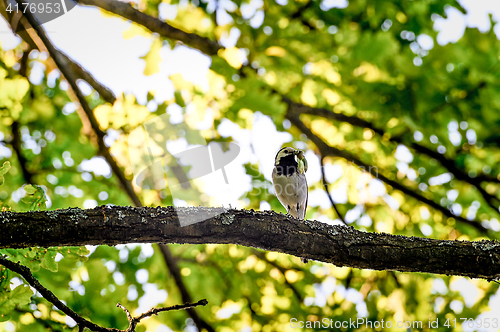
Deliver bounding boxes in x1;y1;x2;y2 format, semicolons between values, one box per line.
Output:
1;206;500;279
131;299;208;325
11;121;33;185
75;0;221;56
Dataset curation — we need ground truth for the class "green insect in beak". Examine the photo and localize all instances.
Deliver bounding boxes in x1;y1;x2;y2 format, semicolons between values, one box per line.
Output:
295;150;308;174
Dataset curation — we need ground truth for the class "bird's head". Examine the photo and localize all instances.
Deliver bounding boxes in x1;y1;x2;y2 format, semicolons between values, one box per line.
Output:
275;147;308;173
275;147;297;165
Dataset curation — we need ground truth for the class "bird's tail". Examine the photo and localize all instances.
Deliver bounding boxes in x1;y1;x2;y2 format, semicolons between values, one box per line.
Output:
288;205;305;219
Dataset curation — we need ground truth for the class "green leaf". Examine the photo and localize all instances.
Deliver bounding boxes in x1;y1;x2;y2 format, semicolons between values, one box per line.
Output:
23;184;37;195
0;161;11;186
0;266;9;290
0;284;33;320
21;185;48;211
58;246;90;262
0;161;10;176
0;249;43;271
40;249;58;272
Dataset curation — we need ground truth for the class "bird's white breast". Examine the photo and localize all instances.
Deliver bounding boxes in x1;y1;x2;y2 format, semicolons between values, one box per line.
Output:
272;170;308;216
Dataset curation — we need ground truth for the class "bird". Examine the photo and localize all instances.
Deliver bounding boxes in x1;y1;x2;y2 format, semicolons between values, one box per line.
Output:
272;147;308;220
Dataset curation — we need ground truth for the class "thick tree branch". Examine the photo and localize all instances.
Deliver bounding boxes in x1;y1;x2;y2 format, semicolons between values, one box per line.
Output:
75;0;221;56
285;112;488;233
1;206;500;279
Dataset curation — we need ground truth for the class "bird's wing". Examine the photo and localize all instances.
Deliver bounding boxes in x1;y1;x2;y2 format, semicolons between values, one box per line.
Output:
272;168;288;214
298;173;308;219
303;177;308;219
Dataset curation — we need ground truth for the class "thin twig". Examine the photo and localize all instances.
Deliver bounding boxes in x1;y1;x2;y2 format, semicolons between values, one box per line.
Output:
116;303;133;322
10;46;33;184
319;155;347;225
134;299;208;322
117;300;208;332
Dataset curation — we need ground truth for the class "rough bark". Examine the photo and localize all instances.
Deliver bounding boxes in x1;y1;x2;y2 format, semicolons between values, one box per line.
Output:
1;206;499;280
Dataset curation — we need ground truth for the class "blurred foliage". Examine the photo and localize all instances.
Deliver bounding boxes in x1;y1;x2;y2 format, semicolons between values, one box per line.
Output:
1;0;500;331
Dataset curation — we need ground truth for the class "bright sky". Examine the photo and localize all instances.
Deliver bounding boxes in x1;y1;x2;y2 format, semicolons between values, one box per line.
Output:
1;0;500;325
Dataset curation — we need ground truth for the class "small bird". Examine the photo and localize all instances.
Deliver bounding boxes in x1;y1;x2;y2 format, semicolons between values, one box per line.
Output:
272;147;308;219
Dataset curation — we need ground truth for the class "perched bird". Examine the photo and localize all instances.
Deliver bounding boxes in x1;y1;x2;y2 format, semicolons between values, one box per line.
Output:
272;147;308;219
